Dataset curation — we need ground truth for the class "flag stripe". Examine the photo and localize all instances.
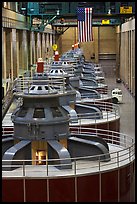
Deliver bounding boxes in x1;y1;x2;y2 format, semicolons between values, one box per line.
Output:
77;7;93;42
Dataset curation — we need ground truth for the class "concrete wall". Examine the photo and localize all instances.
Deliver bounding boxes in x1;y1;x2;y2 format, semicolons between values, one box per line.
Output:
120;18;135;96
2;8;55;96
58;26;117;62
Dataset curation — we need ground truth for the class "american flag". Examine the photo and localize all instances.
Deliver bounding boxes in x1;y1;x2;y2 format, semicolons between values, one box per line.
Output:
77;7;93;42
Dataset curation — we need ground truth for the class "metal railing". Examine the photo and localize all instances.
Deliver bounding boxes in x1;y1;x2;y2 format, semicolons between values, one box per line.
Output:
2;127;135;178
2;99;120;127
69;101;120;124
12;77;67;95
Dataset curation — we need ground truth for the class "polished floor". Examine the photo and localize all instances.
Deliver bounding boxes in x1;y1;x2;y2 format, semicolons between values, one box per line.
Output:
105;77;135;140
100;59;135;140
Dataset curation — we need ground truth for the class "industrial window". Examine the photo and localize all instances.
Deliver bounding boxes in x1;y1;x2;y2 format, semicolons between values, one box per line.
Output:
33;108;45;118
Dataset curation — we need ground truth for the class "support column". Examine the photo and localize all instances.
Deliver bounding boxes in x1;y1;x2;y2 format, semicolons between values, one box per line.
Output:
46;33;49;50
52;32;56;45
42;33;46;60
132;30;135;96
37;32;41;59
30;32;33;66
6;30;11;79
49;33;53;58
15;2;18;12
31;31;36;64
45;33;50;61
22;30;28;71
29;31;36;75
130;30;133;92
19;30;23;74
16;30;20;77
94;27;99;63
2;28;7;96
49;33;53;47
10;31;14;81
2;28;7;80
115;26;121;78
11;28;17;79
34;32;37;63
5;29;11;78
29;33;33;65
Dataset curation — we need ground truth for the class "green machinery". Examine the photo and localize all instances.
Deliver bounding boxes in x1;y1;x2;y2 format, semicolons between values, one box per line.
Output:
18;2;135;32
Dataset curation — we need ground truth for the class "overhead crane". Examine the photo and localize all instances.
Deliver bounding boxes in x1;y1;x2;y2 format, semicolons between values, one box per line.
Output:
18;2;135;33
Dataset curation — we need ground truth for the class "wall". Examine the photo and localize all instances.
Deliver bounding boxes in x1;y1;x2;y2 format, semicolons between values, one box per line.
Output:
120;18;135;96
99;26;116;54
2;8;55;96
58;26;117;62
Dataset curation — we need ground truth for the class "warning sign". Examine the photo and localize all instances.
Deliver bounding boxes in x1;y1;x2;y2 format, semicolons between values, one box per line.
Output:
120;6;132;14
102;19;110;25
52;44;58;51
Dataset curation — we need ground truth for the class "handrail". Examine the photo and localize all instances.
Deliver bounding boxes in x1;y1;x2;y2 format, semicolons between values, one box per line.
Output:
12;77;68;95
70;100;120;124
2;100;120;127
2;127;135;178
